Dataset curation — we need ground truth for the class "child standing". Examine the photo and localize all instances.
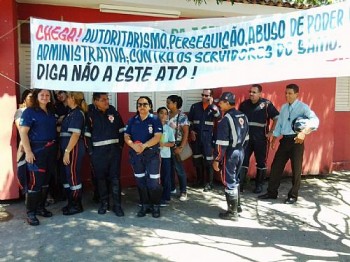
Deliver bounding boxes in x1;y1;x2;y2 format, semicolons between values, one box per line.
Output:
157;107;175;206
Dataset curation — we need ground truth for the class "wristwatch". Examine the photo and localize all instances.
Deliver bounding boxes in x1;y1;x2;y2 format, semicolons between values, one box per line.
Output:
65;149;70;154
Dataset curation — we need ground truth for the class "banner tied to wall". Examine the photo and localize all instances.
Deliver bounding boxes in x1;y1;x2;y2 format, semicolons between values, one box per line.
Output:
30;1;350;92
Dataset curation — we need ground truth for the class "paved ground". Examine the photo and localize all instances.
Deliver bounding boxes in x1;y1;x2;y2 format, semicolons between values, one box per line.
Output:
0;171;350;262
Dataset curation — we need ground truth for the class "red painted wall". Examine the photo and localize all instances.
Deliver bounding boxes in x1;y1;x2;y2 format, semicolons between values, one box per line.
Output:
0;3;340;197
0;0;20;199
222;78;335;177
333;112;350;169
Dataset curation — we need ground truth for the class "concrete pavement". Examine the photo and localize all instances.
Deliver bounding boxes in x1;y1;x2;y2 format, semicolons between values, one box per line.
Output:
0;171;349;261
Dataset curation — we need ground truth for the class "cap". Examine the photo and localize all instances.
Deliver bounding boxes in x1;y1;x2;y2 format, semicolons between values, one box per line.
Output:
218;92;235;104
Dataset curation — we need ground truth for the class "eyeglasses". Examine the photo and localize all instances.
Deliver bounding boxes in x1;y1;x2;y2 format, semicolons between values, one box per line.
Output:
137;103;149;107
201;94;210;98
97;98;109;102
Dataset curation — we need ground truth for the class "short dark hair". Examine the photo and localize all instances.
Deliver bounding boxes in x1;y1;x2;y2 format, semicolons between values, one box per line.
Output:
93;92;108;101
157;107;168;114
167;95;183;109
286;84;299;93
137;96;153;113
203;89;214;96
20;89;32;104
252;84;262;92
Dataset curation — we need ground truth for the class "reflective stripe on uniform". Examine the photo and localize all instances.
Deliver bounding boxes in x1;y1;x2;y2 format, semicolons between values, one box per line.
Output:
60;132;71;137
225;114;238;148
71;184;82;190
18;159;26;167
84;132;91;137
216;140;229;146
119;127;125;133
248;122;266;127
135;173;145;178
63;183;70;189
192;154;203;158
206;156;214;161
204;121;214;125
193;120;200;124
93;139;119;146
150;174;160;179
68;128;81;134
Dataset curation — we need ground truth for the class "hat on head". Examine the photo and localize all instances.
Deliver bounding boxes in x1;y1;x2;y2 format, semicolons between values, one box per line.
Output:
218;92;235;105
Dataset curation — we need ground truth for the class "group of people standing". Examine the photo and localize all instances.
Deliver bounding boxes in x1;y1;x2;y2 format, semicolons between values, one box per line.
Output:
15;83;319;226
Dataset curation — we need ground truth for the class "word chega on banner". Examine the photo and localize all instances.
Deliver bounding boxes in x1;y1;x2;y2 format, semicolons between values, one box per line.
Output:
30;1;350;92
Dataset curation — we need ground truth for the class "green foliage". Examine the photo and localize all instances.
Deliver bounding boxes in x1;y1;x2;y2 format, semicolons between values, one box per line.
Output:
189;0;333;7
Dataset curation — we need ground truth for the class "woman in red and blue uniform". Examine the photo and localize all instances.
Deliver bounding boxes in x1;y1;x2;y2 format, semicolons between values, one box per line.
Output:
124;96;163;218
19;89;57;226
60;92;88;215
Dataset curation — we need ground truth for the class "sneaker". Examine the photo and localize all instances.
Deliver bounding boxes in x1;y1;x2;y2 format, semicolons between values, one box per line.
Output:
179;193;187;201
170;189;177;194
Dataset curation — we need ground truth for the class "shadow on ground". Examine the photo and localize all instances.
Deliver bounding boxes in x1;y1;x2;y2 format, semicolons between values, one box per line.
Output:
0;172;349;261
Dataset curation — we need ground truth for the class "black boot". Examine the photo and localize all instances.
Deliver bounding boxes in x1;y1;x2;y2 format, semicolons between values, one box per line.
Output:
219;191;239;221
98;200;108;215
97;178;109;214
36;187;53;217
239;168;248;193
149;187;162;218
193;160;204;187
61;186;71;213
203;164;214;192
25;191;41;226
63;189;83;216
237;186;242;213
112;179;124;217
137;187;151;217
253;169;266;194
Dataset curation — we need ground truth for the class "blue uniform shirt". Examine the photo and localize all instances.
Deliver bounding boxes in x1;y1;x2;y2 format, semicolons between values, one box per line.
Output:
214;108;249;162
20;107;57;142
239;98;279;140
125;113;163;147
86;105;125;145
273;99;319;137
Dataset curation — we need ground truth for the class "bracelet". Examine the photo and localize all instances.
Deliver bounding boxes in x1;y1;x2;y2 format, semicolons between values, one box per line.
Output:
65;149;70;153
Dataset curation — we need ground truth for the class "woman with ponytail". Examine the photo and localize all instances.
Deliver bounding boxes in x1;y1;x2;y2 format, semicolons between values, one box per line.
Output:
59;91;88;215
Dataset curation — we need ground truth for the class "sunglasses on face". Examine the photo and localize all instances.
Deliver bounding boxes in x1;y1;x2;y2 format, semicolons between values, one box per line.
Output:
201;94;210;98
137;103;149;107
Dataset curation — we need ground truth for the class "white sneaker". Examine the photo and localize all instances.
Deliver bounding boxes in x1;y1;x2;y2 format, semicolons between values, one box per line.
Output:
179;193;187;201
170;189;177;194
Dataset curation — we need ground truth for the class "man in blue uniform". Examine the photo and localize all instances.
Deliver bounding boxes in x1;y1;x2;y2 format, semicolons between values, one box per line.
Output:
239;84;279;193
258;84;319;204
213;92;249;221
85;93;125;216
188;89;221;191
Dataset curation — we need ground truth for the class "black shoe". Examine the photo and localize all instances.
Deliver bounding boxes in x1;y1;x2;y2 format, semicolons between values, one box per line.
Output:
63;205;83;216
113;205;125;217
137;206;147;217
203;183;213;192
26;212;40;226
253;185;263;194
237;205;242;213
36;207;53;217
98;201;108;215
219;211;238;221
258;193;277;199
152;205;160;218
284;197;297;204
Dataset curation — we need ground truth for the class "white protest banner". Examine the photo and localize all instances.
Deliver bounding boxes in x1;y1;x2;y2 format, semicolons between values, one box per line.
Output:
30;1;350;92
